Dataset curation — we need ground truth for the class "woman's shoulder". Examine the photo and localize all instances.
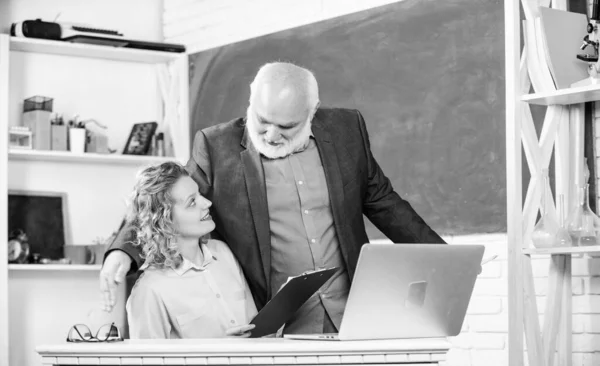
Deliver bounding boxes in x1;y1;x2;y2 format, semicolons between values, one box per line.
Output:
205;239;236;262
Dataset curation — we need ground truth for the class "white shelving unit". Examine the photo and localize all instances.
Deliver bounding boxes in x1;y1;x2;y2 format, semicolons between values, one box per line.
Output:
0;32;9;366
9;37;181;64
522;246;600;255
8;264;102;271
505;1;597;366
0;34;190;366
522;83;600;105
4;35;191;162
8;149;179;165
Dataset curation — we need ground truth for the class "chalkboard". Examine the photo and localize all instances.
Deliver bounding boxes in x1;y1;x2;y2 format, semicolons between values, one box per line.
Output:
8;191;70;259
189;0;505;237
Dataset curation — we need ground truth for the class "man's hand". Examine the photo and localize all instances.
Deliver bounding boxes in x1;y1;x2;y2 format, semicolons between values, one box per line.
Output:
225;324;255;338
100;250;132;312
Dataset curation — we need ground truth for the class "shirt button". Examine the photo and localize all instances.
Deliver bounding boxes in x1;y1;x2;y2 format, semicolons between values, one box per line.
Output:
311;239;316;244
298;181;304;185
231;320;235;324
216;294;221;298
304;210;309;214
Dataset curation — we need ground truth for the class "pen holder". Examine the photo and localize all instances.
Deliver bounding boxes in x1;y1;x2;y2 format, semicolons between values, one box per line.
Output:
69;128;86;154
51;124;68;151
22;96;53;150
85;120;109;154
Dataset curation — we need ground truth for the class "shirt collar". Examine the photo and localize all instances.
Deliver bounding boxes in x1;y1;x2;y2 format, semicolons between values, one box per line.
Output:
172;243;216;276
139;243;217;276
291;134;314;155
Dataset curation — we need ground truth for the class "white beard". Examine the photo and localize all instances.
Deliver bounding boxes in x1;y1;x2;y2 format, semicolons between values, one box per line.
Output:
246;106;312;159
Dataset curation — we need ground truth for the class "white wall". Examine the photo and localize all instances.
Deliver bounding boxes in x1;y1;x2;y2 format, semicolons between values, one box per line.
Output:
163;0;403;53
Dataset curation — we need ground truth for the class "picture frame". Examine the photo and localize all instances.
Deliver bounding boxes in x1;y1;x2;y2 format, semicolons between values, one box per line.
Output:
122;122;158;155
8;190;71;260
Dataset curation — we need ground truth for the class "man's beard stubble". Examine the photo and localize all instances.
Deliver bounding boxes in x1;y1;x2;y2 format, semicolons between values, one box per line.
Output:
245;107;312;159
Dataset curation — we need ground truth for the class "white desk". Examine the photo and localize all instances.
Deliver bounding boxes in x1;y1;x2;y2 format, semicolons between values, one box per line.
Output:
37;338;450;365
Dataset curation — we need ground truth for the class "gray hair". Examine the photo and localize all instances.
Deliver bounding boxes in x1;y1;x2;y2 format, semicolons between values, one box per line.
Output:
249;62;320;110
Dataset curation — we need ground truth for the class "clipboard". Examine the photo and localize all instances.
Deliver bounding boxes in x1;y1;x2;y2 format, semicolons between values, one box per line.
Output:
249;267;339;338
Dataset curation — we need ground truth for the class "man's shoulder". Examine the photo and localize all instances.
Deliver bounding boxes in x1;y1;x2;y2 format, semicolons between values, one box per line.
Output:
315;107;364;137
315;107;359;121
191;118;246;158
200;117;245;139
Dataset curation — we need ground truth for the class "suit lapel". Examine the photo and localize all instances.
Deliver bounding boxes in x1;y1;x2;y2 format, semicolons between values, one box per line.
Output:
312;117;349;260
240;128;271;296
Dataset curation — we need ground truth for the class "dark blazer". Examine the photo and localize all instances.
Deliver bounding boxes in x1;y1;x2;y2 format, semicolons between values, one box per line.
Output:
110;108;445;310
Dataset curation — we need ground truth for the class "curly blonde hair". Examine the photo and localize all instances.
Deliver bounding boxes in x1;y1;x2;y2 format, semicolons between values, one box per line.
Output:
128;162;190;269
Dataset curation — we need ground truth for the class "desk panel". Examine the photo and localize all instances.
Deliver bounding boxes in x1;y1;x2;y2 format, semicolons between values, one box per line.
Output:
38;338;450;366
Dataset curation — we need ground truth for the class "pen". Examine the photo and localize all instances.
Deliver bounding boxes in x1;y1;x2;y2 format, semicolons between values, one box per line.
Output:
481;255;498;265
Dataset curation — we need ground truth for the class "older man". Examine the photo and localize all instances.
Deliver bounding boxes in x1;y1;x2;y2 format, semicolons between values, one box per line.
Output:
101;62;445;334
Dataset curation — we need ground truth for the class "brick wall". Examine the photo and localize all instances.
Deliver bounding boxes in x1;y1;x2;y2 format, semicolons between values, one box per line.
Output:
164;0;600;364
427;234;509;366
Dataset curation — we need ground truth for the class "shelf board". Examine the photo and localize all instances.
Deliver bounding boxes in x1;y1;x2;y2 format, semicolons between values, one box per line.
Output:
9;36;183;64
522;83;600;106
8;264;102;271
522;246;600;255
9;149;176;165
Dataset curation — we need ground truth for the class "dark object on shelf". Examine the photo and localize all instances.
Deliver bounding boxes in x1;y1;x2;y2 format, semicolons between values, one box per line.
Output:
11;19;185;53
8;190;70;260
31;253;41;264
23;95;53;150
123;122;158;155
155;132;165;157
62;35;186;53
23;95;53;112
10;19;61;40
7;229;30;264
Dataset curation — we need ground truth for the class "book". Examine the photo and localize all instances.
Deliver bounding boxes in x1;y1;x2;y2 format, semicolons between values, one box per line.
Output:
538;8;589;89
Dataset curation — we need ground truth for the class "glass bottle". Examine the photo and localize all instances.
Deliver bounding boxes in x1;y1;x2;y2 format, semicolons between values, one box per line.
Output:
531;169;558;248
567;183;600;246
554;194;572;247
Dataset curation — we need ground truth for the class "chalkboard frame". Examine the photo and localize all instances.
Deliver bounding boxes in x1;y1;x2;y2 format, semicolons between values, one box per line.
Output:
8;190;72;259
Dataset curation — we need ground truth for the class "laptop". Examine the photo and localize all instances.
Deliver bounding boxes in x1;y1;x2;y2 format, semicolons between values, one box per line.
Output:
284;243;485;341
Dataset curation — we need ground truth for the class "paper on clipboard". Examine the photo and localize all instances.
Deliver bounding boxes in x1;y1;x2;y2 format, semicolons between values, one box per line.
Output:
249;267;339;338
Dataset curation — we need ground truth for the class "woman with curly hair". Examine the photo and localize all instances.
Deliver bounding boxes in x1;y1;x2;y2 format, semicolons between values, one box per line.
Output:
125;161;257;339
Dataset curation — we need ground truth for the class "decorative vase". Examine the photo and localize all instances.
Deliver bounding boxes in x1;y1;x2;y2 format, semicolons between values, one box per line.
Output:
532;169;558;248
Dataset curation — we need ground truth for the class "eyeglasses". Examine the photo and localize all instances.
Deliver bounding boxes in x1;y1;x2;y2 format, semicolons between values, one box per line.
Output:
66;322;123;343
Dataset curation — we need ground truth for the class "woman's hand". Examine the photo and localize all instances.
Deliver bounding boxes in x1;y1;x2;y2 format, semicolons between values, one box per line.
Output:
225;324;255;338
